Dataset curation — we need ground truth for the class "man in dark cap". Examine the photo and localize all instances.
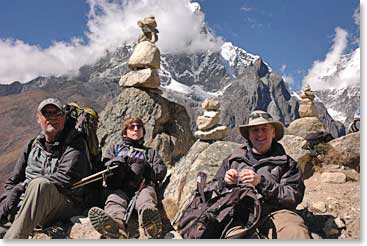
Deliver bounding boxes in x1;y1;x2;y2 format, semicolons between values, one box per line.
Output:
213;110;310;239
1;98;90;239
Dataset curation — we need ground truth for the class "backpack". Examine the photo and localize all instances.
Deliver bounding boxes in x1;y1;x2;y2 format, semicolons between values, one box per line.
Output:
304;131;334;147
173;171;262;239
64;102;103;173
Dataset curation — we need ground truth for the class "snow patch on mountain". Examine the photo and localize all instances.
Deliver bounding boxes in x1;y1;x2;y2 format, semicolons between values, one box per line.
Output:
162;78;219;100
164;78;191;95
220;42;260;78
327;108;347;123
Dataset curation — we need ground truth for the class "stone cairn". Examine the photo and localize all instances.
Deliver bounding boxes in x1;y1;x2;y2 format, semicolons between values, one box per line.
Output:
194;98;228;141
298;83;318;118
119;16;160;89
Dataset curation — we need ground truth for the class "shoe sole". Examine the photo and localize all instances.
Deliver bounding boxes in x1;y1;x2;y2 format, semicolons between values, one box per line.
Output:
88;207;121;239
141;208;162;238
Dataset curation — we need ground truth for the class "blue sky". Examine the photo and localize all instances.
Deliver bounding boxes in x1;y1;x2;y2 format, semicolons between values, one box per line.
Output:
198;0;360;90
0;0;361;91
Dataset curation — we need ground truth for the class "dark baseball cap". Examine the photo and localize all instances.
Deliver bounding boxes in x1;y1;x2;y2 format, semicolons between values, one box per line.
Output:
37;98;64;113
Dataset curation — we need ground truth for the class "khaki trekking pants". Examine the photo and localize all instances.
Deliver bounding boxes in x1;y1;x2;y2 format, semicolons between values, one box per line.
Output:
259;209;310;239
3;178;79;239
104;185;158;224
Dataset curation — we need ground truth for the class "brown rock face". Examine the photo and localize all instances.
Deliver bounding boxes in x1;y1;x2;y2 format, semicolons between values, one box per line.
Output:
196;113;220;130
299;103;318;118
128;41;160;69
162;140;241;222
194;125;228;141
97;87;194;167
322;132;360;172
286;117;325;138
201;98;220;111
279;135;315;179
119;69;160;89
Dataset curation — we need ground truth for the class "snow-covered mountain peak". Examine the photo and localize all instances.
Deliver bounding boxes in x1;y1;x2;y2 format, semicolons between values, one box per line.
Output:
220;42;259;66
220;42;260;78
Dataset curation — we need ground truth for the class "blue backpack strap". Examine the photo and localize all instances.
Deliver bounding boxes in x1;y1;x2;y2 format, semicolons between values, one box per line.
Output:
114;144;121;157
114;143;130;158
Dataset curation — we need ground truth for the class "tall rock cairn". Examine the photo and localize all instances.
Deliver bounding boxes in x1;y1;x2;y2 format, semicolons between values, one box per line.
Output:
299;84;318;118
119;16;161;89
194;98;228;141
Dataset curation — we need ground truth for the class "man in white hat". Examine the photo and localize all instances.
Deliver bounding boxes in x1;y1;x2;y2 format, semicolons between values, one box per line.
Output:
1;98;90;239
212;110;310;239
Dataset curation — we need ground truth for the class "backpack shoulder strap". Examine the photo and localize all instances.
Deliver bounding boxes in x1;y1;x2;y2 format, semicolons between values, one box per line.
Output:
196;171;207;202
114;144;121;157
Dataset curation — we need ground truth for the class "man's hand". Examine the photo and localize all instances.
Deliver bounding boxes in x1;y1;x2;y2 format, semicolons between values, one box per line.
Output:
238;169;261;186
224;169;239;185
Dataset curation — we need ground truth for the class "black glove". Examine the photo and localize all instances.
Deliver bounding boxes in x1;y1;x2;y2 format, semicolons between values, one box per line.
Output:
0;183;25;222
143;162;155;181
104;156;129;168
104;156;130;189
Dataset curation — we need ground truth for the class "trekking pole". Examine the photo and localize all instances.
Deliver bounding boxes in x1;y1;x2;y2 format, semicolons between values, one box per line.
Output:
124;179;146;225
71;164;119;189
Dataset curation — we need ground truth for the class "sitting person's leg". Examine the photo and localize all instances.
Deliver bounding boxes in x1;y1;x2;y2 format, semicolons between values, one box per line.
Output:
88;189;129;239
135;185;161;238
3;178;70;239
260;209;310;239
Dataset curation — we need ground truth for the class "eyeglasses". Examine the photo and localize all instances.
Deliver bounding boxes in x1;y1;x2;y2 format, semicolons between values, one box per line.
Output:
249;112;272;120
127;124;143;130
41;109;64;117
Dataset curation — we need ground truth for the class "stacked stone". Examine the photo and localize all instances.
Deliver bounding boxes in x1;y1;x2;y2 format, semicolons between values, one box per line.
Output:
194;98;228;141
119;16;160;89
298;84;318;118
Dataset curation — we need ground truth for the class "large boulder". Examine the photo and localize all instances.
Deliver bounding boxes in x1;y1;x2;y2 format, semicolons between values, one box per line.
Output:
162;140;241;222
97;87;194;167
128;41;160;69
286;117;325;138
299;102;318;118
279;135;315;179
194;125;228;141
322;132;360;172
119;68;160;89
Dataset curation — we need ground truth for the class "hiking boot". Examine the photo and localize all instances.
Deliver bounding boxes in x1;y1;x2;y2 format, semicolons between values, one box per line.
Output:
88;207;127;239
140;207;162;239
224;225;246;239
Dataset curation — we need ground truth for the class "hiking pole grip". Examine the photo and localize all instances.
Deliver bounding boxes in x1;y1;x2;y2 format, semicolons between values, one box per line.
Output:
71;164;119;189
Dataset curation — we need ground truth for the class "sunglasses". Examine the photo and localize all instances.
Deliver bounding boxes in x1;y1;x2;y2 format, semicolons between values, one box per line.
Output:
41;109;64;117
128;124;143;130
249;112;272;120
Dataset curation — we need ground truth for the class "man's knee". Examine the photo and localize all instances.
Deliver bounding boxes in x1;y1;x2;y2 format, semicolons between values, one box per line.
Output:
270;209;310;239
27;178;52;190
25;178;62;202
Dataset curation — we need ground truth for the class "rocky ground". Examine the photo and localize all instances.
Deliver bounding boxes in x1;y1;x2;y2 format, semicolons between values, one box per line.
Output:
297;169;360;239
24;166;360;240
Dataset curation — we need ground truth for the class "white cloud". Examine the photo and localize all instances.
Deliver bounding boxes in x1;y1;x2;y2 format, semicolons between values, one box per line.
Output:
283;75;294;84
303;27;360;90
240;4;253;12
279;64;294;84
280;64;287;73
353;6;360;26
0;0;223;84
